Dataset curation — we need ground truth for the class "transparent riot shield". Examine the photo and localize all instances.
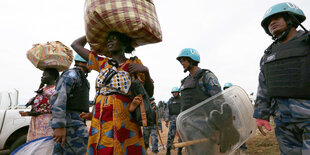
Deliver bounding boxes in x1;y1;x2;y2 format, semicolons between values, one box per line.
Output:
176;86;256;155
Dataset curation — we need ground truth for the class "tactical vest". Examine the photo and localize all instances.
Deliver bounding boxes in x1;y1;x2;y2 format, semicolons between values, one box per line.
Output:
66;68;90;112
263;33;310;99
180;69;211;112
168;97;181;115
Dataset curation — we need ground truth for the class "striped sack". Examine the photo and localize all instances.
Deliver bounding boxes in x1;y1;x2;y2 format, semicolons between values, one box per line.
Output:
84;0;162;57
26;41;73;72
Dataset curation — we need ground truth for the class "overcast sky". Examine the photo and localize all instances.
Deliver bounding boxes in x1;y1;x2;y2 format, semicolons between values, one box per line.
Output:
1;0;309;104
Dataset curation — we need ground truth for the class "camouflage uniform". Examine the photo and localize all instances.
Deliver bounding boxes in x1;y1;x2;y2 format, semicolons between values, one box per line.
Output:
254;31;310;155
143;102;162;153
50;68;89;155
164;97;182;154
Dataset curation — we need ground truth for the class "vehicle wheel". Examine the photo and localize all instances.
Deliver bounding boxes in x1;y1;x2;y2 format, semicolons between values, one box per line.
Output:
9;134;27;153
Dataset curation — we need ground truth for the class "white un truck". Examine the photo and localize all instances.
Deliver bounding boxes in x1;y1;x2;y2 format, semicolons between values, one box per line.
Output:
0;90;31;154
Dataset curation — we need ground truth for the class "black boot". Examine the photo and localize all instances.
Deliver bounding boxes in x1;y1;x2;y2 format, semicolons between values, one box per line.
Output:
166;148;171;155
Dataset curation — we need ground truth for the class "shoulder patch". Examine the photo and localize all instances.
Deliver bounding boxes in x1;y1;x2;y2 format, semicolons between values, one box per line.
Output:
211;78;220;86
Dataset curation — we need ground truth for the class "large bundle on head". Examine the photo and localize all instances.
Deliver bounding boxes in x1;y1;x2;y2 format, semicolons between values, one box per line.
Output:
26;41;73;72
84;0;162;57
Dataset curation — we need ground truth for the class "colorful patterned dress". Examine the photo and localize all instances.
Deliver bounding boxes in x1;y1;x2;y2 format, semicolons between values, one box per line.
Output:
27;85;55;142
87;52;145;155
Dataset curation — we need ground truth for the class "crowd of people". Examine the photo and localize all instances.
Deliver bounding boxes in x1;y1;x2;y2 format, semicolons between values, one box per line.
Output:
18;2;310;155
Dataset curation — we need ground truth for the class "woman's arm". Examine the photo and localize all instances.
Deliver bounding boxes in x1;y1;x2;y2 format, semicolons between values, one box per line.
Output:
71;36;90;61
143;70;154;97
129;63;154;97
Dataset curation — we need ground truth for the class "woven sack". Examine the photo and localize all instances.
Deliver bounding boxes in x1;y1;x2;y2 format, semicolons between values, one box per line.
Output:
84;0;162;57
26;41;73;72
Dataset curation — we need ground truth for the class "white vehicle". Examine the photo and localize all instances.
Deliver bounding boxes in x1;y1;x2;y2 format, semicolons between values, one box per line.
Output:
0;90;31;154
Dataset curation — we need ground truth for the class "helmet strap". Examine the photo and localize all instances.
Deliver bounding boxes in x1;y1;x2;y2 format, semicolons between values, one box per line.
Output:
184;61;193;73
272;14;293;42
287;12;309;33
272;24;292;42
75;64;89;77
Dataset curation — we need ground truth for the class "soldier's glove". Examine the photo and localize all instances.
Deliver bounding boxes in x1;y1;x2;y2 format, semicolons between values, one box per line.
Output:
209;104;240;153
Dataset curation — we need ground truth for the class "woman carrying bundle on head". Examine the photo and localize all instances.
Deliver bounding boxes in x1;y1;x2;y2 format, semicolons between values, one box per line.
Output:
20;68;59;142
72;31;154;155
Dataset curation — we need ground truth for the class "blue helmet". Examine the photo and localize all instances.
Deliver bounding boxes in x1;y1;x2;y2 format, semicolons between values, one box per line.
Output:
74;54;87;63
150;96;155;100
176;48;200;63
223;82;233;89
261;2;306;35
171;87;180;93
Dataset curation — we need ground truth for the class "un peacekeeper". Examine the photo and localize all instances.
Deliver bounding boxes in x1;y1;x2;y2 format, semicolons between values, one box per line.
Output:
254;2;310;154
164;87;182;155
177;48;222;112
51;54;91;154
142;97;162;154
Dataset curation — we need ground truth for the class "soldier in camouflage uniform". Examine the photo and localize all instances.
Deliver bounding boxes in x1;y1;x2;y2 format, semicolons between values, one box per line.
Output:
164;87;182;155
143;97;162;153
51;54;91;155
177;48;222;113
175;48;222;154
254;2;310;154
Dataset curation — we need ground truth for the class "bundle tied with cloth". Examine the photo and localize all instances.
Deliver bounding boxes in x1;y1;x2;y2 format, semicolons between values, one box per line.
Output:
84;0;162;57
26;41;73;72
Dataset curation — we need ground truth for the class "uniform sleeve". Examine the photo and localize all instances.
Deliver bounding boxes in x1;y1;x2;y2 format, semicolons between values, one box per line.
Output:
164;99;171;122
87;51;108;72
50;71;76;128
253;58;272;121
202;72;222;96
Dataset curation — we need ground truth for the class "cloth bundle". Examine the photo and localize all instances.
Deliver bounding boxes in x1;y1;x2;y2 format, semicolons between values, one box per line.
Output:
84;0;162;57
11;136;54;155
27;41;73;72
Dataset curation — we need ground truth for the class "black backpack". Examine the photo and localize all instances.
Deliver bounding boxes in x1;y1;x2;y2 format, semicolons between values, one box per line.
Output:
131;79;156;127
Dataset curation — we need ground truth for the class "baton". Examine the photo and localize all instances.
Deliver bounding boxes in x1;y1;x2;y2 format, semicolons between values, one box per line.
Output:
172;138;209;148
156;111;165;150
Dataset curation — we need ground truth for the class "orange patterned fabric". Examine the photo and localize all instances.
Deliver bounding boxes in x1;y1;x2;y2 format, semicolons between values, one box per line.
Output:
84;0;162;57
87;52;145;155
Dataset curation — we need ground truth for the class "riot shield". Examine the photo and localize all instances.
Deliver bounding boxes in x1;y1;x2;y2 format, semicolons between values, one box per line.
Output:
176;86;256;155
11;136;54;155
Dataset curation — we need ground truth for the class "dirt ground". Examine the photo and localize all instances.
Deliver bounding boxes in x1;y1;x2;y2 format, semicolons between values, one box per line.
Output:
144;120;185;155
